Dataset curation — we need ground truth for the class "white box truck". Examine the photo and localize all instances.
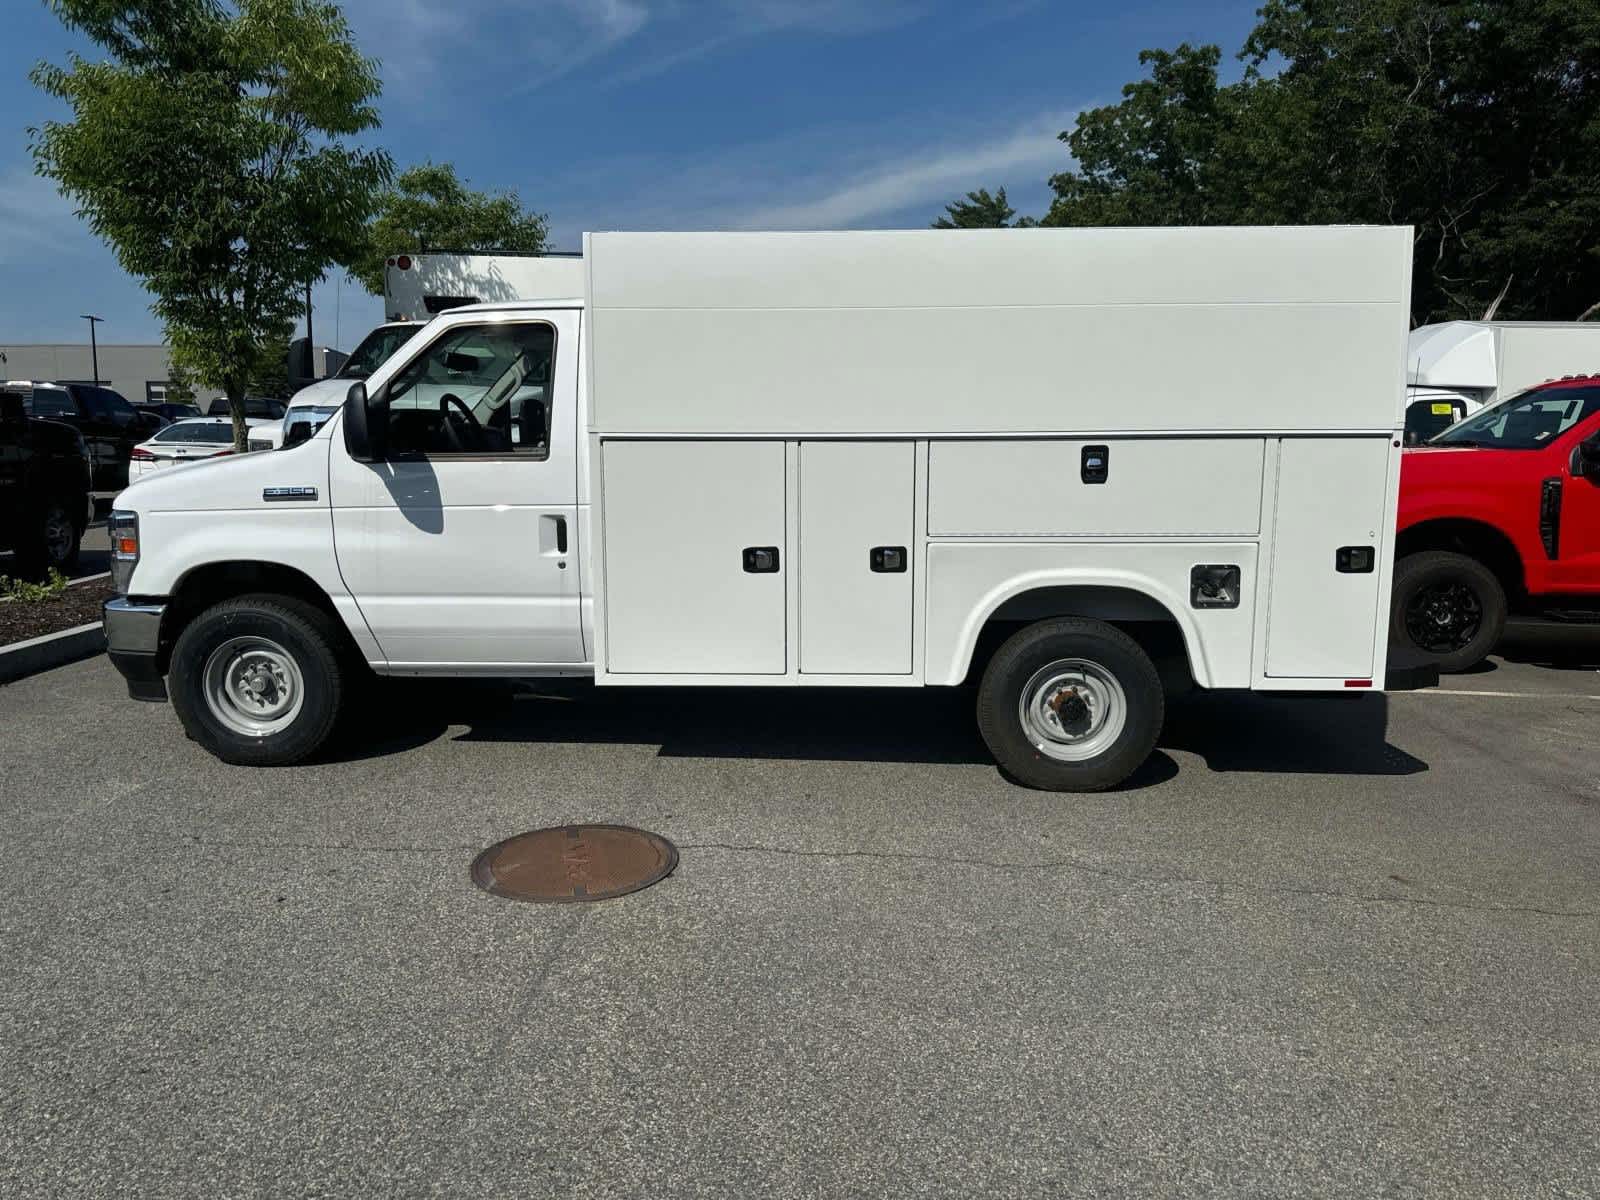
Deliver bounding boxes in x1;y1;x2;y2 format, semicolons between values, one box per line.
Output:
382;251;586;322
103;227;1414;791
1405;320;1600;440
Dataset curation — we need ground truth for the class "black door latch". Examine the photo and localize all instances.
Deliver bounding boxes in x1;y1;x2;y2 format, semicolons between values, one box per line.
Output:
742;546;780;573
1081;445;1109;484
870;546;907;573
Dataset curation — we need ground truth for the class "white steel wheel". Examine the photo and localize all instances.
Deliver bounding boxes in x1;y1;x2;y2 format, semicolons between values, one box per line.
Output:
201;635;307;737
1017;658;1128;762
977;617;1164;792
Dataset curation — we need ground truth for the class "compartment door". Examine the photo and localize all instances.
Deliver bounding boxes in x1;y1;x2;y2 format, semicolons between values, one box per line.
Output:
800;440;915;674
602;439;786;674
1265;438;1392;678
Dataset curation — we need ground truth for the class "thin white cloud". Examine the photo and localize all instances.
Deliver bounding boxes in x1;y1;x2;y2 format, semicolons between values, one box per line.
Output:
732;112;1075;229
348;0;926;100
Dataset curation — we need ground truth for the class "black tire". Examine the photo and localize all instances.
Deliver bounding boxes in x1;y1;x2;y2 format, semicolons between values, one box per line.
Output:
976;618;1164;792
1390;550;1506;673
12;496;82;578
168;594;346;766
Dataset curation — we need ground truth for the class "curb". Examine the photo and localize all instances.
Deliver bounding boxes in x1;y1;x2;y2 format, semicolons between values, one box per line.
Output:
0;622;105;684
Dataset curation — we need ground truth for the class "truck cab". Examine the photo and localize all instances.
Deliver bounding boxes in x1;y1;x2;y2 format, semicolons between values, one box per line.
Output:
1393;376;1600;670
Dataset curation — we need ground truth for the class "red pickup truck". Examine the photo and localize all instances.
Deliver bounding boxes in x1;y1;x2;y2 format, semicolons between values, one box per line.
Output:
1392;375;1600;671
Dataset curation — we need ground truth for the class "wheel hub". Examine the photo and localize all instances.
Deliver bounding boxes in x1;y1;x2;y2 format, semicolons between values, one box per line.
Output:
1018;659;1128;763
202;637;305;736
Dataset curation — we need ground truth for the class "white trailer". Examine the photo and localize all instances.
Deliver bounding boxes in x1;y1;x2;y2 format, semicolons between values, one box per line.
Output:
1405;320;1600;439
103;227;1414;791
382;252;586;322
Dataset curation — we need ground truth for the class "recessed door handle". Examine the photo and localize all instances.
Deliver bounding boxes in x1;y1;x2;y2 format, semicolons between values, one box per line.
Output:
742;546;780;573
870;546;906;573
555;516;568;554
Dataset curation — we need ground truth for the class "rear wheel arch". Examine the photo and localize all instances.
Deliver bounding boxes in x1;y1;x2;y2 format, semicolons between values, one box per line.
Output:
957;583;1201;693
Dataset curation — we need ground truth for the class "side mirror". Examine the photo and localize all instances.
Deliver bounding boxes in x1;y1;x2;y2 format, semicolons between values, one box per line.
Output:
287;337;317;390
1573;435;1600;482
283;419;314;448
342;382;386;462
0;392;24;432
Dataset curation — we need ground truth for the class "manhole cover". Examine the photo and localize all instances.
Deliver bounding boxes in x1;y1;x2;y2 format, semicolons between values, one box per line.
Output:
470;825;678;903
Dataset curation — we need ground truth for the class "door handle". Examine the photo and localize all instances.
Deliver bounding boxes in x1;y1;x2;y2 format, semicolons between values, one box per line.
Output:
555;516;568;554
742;546;780;573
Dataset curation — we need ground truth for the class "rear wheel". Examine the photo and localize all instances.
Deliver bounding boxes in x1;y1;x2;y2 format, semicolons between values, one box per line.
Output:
1390;550;1506;673
977;618;1164;792
168;595;346;766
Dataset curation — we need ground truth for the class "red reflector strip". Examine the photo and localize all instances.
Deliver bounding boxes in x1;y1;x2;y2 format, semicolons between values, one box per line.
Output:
1344;679;1373;688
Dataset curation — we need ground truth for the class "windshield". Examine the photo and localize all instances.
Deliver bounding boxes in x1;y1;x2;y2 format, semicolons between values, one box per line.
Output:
337;324;423;379
1430;385;1600;450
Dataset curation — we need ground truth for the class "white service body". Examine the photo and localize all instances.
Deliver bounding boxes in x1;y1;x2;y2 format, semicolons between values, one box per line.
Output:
113;227;1412;705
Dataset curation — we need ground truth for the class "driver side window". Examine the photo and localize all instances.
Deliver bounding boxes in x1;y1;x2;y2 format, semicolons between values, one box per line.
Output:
381;321;555;458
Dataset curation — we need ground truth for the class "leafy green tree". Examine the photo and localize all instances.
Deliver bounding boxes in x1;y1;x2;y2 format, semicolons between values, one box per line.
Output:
163;358;197;407
351;163;549;294
1041;1;1600;323
933;187;1023;228
30;0;391;449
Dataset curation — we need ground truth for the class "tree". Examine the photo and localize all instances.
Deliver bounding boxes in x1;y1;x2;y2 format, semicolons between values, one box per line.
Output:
351;163;549;294
933;187;1024;228
1040;1;1600;323
31;0;391;449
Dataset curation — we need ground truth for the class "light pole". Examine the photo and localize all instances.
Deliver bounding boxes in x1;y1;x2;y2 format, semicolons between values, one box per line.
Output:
80;314;103;385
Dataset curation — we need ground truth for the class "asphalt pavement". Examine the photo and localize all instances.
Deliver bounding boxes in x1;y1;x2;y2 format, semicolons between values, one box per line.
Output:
2;645;1597;1198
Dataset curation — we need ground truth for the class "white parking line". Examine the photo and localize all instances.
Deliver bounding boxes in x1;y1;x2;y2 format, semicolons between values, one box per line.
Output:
1422;688;1600;701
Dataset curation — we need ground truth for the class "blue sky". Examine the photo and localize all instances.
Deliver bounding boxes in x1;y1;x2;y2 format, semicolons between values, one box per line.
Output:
1;0;1260;348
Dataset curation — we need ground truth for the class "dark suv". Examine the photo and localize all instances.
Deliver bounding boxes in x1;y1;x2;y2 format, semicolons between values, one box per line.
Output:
13;381;167;493
0;389;92;576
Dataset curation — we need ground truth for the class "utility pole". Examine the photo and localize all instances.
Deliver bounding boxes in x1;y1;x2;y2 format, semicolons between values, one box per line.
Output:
305;282;314;378
80;314;103;384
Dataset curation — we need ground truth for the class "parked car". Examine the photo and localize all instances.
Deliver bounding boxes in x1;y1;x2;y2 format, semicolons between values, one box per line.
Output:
0;388;92;576
1393;376;1600;671
8;380;166;493
207;396;288;421
137;401;202;423
128;417;278;480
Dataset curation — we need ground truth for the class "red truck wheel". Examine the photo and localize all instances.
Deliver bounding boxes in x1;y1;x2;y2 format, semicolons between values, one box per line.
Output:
1391;551;1507;673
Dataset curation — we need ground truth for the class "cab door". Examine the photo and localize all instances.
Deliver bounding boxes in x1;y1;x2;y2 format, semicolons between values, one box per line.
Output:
328;309;584;668
1553;410;1600;595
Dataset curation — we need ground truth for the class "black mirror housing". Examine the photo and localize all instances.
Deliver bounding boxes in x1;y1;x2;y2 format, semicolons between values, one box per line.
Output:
0;391;24;431
342;382;385;462
1575;434;1600;481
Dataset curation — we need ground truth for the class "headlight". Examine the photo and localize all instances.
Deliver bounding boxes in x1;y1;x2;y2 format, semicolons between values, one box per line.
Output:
108;509;139;595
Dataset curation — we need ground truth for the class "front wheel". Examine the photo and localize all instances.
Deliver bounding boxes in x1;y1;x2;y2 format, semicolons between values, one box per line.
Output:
1390;550;1506;673
168;595;347;766
976;618;1164;792
13;497;81;578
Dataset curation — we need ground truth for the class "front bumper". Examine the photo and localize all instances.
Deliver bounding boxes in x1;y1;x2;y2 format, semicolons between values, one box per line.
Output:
103;597;169;702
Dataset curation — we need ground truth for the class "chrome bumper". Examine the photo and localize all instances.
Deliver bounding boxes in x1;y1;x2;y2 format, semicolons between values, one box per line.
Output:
103;597;168;701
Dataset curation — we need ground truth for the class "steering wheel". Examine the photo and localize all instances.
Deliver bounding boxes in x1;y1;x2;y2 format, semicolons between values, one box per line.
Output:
438;393;485;452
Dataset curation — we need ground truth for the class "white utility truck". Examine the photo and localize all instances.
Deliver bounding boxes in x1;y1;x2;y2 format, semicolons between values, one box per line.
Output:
1405;320;1600;440
104;228;1413;791
382;251;586;322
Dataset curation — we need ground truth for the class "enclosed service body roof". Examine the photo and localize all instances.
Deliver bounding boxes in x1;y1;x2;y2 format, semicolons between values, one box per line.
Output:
1407;320;1600;396
584;227;1413;437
